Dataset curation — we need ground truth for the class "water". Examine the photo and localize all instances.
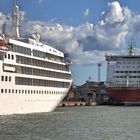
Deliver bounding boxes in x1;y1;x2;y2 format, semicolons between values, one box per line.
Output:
0;106;140;140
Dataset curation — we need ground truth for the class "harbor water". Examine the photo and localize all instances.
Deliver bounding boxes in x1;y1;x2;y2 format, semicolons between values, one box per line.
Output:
0;106;140;140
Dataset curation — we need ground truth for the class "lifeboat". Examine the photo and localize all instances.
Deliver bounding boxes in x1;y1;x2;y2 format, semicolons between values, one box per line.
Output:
0;35;8;50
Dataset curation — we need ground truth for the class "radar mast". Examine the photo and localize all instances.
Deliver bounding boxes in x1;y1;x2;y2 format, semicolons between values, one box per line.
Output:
12;0;20;38
128;37;135;56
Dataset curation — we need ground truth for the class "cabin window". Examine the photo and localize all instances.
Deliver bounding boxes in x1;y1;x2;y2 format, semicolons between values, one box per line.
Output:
5;89;7;93
5;76;8;81
11;55;14;60
0;55;3;60
9;77;11;82
1;76;4;81
8;54;10;59
1;89;3;93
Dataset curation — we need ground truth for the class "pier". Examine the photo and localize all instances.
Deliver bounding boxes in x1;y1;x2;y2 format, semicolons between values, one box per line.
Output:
59;101;97;107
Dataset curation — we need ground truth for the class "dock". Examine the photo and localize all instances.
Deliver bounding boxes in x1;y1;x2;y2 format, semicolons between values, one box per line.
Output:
59;101;97;107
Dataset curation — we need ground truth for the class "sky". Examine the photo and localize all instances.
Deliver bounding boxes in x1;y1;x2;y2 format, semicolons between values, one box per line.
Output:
1;0;140;85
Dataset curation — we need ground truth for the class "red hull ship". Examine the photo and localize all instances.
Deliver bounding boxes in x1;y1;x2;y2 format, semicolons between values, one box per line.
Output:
107;87;140;105
106;39;140;105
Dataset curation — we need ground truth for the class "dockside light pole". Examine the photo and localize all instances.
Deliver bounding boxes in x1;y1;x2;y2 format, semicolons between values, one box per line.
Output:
97;63;102;83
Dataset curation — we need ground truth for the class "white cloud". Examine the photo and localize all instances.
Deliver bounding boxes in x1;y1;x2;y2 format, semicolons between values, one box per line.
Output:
83;8;90;18
2;1;140;65
38;0;43;4
20;1;140;65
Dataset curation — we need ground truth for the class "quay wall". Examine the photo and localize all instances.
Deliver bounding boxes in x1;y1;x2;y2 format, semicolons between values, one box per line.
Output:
59;101;97;107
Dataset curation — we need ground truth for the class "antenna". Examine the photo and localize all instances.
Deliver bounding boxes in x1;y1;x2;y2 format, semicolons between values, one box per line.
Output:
128;37;135;56
12;0;20;38
2;22;6;35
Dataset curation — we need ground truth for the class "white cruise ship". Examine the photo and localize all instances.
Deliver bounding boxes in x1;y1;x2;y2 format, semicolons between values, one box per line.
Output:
0;2;72;115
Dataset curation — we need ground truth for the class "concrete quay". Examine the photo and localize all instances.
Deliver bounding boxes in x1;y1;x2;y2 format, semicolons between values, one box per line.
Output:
59;101;97;107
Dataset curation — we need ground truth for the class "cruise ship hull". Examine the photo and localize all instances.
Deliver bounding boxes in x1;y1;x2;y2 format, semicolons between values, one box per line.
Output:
0;87;70;115
106;87;140;105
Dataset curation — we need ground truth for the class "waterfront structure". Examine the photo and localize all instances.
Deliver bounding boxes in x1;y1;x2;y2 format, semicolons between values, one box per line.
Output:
0;2;72;115
106;39;140;105
74;80;98;102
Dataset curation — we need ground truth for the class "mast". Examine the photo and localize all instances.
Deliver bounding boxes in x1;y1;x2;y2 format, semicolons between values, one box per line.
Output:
2;22;6;35
128;38;135;56
12;0;20;38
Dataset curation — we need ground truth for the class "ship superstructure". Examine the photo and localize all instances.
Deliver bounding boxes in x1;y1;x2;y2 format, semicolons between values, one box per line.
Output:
106;39;140;105
0;2;72;115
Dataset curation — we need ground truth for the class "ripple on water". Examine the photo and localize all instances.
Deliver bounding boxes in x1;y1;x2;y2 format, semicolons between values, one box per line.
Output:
0;106;140;140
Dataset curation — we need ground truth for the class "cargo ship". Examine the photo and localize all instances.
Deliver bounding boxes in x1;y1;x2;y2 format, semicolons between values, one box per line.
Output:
0;2;72;115
106;39;140;105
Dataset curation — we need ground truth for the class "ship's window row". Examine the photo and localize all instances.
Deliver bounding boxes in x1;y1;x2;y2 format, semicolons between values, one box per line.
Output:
9;44;31;55
5;53;14;60
117;61;140;64
0;88;66;95
15;65;71;79
114;76;140;78
16;55;69;71
33;49;62;62
1;76;11;82
114;81;140;84
115;71;140;73
15;77;70;88
116;65;137;68
9;44;64;63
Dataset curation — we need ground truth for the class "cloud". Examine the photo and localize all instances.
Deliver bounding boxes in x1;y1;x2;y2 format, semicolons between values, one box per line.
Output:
23;1;132;65
38;0;43;4
1;1;140;65
83;8;90;18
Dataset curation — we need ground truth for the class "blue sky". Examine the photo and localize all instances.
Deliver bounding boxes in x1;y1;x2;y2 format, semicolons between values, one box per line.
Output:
1;0;140;85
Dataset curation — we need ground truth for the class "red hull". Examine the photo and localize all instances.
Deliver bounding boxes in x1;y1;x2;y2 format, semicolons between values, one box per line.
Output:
106;87;140;105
